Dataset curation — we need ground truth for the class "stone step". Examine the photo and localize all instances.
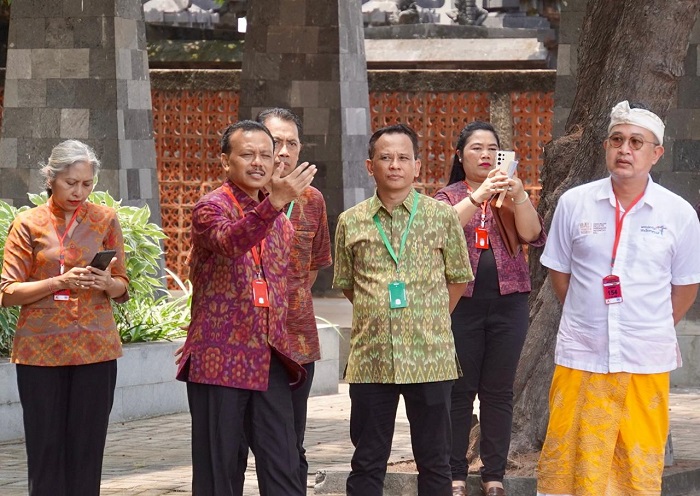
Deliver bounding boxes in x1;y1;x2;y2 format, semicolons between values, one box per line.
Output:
314;462;700;496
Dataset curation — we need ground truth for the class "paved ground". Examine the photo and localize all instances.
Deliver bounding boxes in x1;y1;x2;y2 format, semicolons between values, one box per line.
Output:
1;298;699;495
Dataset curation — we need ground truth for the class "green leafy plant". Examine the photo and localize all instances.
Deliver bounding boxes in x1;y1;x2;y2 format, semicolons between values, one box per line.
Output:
0;191;190;357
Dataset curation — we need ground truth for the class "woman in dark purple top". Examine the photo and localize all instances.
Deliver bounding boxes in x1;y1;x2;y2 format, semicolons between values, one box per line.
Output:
434;121;546;496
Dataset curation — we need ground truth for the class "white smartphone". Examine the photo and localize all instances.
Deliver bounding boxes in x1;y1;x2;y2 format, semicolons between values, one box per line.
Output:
496;150;518;177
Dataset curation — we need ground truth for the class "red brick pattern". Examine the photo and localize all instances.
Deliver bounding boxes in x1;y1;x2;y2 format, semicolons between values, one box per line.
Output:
0;89;553;286
152;90;239;281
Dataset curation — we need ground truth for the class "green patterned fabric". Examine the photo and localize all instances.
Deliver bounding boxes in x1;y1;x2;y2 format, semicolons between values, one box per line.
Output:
334;189;473;384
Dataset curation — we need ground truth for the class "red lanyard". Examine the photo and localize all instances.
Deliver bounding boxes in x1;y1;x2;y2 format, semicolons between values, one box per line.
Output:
50;201;82;275
222;183;265;276
464;182;488;228
611;191;645;270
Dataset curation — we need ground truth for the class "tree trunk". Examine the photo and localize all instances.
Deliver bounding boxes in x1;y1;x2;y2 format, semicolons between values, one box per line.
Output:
510;0;700;453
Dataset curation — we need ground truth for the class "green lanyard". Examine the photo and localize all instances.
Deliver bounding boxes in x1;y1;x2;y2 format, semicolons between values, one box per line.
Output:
286;200;295;218
372;192;418;270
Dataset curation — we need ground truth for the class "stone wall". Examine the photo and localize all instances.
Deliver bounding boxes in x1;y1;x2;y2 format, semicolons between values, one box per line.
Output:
0;0;161;220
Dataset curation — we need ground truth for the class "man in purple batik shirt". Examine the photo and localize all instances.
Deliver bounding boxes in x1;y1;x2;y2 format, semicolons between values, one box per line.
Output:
176;120;316;496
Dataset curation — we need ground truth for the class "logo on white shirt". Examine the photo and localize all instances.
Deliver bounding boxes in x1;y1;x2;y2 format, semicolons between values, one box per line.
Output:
579;222;607;235
640;225;667;236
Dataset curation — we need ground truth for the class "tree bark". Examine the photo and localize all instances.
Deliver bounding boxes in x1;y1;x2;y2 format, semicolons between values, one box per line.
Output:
510;0;700;453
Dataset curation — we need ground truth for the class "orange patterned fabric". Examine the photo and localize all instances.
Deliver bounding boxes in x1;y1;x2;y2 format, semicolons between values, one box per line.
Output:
1;200;129;366
537;365;669;496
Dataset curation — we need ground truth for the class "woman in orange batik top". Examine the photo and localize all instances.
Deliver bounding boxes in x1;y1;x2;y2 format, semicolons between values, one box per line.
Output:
0;140;129;496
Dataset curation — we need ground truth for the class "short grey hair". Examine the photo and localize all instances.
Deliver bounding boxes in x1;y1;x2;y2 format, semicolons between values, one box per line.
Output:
40;140;101;193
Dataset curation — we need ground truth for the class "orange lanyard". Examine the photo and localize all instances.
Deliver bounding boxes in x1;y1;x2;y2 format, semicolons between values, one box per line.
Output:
50;201;82;275
464;182;488;228
611;191;645;270
222;183;265;276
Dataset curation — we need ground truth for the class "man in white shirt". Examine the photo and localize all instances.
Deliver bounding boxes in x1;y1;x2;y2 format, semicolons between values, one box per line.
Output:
536;101;700;496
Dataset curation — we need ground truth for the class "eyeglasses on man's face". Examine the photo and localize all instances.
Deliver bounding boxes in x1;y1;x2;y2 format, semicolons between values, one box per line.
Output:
607;134;659;151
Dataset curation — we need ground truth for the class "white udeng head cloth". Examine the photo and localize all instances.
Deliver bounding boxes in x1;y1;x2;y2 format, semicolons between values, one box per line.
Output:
608;100;665;145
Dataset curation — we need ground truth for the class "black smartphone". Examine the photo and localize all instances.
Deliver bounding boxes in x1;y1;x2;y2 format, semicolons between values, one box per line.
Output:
88;250;117;271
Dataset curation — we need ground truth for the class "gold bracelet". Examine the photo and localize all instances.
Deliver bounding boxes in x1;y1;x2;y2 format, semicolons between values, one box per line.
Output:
513;191;529;205
468;195;480;207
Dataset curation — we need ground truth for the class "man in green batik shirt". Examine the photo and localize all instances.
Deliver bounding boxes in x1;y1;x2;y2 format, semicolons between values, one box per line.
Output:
334;124;472;496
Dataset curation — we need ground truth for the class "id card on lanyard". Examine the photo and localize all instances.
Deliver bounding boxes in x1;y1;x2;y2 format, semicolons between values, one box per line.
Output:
51;202;82;301
604;190;645;305
464;182;490;249
223;183;270;307
373;192;418;309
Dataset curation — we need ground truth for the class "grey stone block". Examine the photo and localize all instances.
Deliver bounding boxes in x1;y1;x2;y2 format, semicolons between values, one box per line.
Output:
0;167;30;201
266;26;320;55
137;167;156;200
127;80;153;110
343;108;369;136
673;140;700;172
304;107;331;136
73;16;108;49
45;18;75;49
89;48;117;79
1;108;35;139
60;48;90;79
17;138;58;170
17;79;48;108
290;81;320;108
672;334;700;387
0;139;19;168
12;18;46;49
306;0;335;27
111;381;189;422
116;48;133;79
6;49;32;79
666;109;700;141
46;79;78;108
3;79;19;108
318;27;340;54
31;49;62;79
32;108;62;139
114;17;139;50
88;109;119;140
116;341;182;388
123;109;152;140
114;79;130;109
132;139;158;166
279;0;307;26
130;49;149;80
60;108;91;139
0;402;24;443
251;53;284;81
558;10;585;45
553;75;577;110
678;76;700;108
116;0;145;20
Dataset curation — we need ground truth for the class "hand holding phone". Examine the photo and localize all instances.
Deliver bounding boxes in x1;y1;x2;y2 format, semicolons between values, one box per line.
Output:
88;250;117;271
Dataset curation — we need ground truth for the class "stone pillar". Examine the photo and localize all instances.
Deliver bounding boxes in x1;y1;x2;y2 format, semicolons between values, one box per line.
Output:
0;0;160;222
238;0;374;229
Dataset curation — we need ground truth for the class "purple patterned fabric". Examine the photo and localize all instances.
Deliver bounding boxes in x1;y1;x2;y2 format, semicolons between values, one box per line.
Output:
176;180;305;391
434;181;546;297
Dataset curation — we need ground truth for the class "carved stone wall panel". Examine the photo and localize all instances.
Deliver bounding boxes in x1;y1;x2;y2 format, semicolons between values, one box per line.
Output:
152;89;238;285
510;91;554;206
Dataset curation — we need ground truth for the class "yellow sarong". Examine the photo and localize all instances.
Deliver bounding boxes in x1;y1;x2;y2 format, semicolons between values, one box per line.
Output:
536;365;669;496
